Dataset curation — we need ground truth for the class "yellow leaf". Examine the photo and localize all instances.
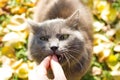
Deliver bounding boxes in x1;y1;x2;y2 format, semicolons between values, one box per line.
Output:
11;7;26;14
2;32;26;43
16;0;21;3
7;23;28;31
107;8;117;23
27;61;36;70
93;45;104;54
106;54;118;70
1;46;15;58
98;1;109;13
100;8;109;22
111;70;120;80
93;21;105;32
17;63;29;78
106;29;116;37
18;7;27;14
12;59;23;70
24;2;35;7
8;14;25;25
94;34;110;43
98;49;111;62
12;42;24;49
0;0;8;7
116;29;120;42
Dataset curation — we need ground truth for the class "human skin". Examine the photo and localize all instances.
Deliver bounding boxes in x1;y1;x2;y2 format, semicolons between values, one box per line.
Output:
28;55;67;80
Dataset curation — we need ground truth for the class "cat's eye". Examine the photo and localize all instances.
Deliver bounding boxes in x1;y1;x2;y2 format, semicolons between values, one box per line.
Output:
39;36;49;41
58;34;69;40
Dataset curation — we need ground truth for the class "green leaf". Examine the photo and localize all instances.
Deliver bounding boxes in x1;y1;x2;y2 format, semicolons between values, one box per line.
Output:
102;70;112;80
12;74;19;80
16;48;28;62
82;72;98;80
112;0;120;12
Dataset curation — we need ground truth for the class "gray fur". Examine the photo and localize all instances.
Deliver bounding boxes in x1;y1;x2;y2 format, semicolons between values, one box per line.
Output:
28;0;93;80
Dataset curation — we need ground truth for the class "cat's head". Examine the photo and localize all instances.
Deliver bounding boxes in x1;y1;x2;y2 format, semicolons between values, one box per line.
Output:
27;10;86;64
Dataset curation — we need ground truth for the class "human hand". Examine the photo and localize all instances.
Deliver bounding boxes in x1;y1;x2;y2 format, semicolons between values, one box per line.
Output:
28;55;67;80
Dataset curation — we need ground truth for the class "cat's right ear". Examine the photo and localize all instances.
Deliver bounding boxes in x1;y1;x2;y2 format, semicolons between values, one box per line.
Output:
65;10;80;30
27;19;39;34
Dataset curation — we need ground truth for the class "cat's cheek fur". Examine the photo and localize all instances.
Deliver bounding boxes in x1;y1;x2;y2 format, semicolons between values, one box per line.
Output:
73;31;84;41
59;41;68;51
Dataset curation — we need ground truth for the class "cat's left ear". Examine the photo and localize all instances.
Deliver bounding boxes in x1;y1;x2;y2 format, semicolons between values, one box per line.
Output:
27;19;40;34
65;10;80;30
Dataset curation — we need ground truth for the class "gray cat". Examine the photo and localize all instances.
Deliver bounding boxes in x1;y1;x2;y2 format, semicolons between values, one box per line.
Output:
27;0;93;80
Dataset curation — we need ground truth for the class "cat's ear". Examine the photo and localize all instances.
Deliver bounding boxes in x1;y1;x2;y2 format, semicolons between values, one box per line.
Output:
66;10;80;30
27;19;39;33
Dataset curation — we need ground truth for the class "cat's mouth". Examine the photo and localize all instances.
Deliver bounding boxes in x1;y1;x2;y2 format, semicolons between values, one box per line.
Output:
50;52;65;63
55;54;65;63
56;54;62;61
50;53;63;62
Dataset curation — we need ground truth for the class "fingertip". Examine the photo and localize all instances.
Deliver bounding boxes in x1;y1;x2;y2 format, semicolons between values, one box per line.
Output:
44;55;52;61
39;55;52;69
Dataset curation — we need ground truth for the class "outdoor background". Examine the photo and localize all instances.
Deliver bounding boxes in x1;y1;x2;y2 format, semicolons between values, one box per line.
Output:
0;0;120;80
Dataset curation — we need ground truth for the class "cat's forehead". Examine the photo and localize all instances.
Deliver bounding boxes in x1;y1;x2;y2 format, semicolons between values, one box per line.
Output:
38;19;71;35
41;19;65;28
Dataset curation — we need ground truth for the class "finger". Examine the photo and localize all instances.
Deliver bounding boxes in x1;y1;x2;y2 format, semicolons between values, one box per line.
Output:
29;56;51;80
38;56;51;75
51;55;67;80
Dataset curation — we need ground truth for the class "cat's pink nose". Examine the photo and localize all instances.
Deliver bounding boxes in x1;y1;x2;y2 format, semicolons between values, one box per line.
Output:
50;46;58;52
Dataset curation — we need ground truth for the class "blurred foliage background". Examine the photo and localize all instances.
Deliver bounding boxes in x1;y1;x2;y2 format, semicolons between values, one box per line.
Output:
0;0;120;80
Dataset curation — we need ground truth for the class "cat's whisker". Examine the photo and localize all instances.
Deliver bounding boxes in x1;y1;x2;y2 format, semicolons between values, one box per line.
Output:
63;52;71;69
64;48;80;52
64;49;80;53
59;53;64;61
66;50;81;54
69;49;80;53
68;53;83;69
66;45;82;48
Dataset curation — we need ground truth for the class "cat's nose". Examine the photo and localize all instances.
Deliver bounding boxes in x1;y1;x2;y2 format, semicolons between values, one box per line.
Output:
50;46;58;52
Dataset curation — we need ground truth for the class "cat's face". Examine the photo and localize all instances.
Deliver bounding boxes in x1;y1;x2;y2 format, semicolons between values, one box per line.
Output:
28;10;85;65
